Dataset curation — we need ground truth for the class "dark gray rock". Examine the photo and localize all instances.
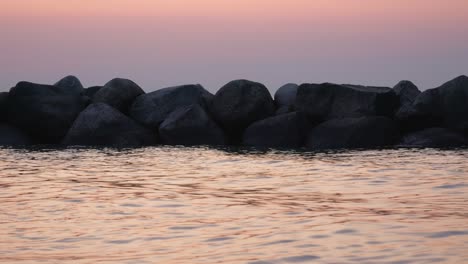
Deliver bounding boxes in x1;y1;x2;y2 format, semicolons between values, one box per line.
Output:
7;81;89;143
274;83;298;114
159;104;225;146
0;123;32;146
306;116;399;149
130;84;213;129
211;79;275;141
296;83;398;120
63;103;156;147
93;78;145;113
393;80;420;107
0;92;8;122
396;75;468;133
399;127;467;148
84;86;102;98
54;75;84;95
243;112;309;148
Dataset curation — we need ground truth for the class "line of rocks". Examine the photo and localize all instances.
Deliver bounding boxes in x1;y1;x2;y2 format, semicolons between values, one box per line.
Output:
1;75;468;149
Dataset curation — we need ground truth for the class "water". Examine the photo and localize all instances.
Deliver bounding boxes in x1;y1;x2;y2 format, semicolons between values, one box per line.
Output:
1;147;467;264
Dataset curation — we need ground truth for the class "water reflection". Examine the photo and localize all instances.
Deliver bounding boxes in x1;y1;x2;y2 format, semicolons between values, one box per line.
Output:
0;147;467;263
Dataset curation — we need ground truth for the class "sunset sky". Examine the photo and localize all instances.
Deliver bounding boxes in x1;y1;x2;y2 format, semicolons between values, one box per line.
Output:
1;0;467;92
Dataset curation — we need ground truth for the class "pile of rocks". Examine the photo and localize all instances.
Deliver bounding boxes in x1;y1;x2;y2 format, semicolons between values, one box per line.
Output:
1;75;467;149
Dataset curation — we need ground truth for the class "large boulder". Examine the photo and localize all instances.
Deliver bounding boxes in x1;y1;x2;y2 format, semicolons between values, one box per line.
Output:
84;86;102;99
399;127;467;148
54;75;84;95
7;81;89;143
0;92;8;122
393;80;420;108
274;83;298;115
211;79;275;141
130;84;213;129
397;75;468;134
0;124;32;146
243;112;309;148
296;83;398;121
306;116;399;149
63;103;156;147
159;104;225;146
93;78;145;114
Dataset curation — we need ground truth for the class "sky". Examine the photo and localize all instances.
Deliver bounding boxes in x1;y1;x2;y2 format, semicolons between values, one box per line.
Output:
1;0;467;93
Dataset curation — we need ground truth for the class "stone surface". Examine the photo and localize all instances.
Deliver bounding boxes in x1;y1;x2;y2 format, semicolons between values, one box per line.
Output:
399;127;467;148
7;81;89;143
93;78;145;113
159;104;225;146
211;79;275;140
130;84;213;129
243;112;309;148
84;86;102;98
296;83;398;120
306;116;399;149
63;103;156;147
397;75;468;133
0;123;32;146
393;80;421;108
274;83;298;114
54;75;84;95
0;92;8;122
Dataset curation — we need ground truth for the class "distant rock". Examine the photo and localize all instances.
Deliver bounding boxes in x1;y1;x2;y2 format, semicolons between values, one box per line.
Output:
63;103;156;147
7;81;89;143
159;104;225;145
0;92;8;122
397;75;468;133
0;123;32;146
296;83;398;120
399;127;467;148
306;116;399;149
243;112;309;148
93;78;145;114
211;79;275;142
130;84;213;129
274;83;298;115
54;75;84;95
84;86;102;99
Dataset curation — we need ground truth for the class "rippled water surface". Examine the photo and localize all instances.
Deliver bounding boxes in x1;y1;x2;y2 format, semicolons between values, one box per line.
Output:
1;147;468;264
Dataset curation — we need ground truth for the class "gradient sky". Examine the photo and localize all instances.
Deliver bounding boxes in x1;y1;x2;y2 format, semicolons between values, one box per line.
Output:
1;0;467;93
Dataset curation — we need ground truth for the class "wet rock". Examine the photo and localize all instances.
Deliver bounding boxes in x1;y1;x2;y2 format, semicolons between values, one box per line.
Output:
0;123;32;146
7;81;89;143
93;78;145;113
84;86;102;98
243;112;309;148
399;127;467;148
54;75;84;95
397;75;468;133
63;103;156;147
130;84;213;129
296;83;398;120
274;83;298;114
159;104;225;146
306;116;399;149
211;79;275;141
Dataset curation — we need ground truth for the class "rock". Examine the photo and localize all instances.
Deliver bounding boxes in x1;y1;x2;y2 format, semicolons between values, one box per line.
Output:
0;92;8;122
7;81;89;143
393;80;420;107
0;123;32;146
396;75;468;133
399;127;467;148
84;86;102;98
211;79;275;141
63;103;156;147
130;84;214;129
274;83;298;114
93;78;145;113
296;83;398;120
306;116;399;149
243;112;309;148
159;104;225;145
54;75;84;95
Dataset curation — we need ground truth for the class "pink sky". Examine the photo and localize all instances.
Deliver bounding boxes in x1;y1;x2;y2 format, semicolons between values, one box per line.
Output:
1;0;467;92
